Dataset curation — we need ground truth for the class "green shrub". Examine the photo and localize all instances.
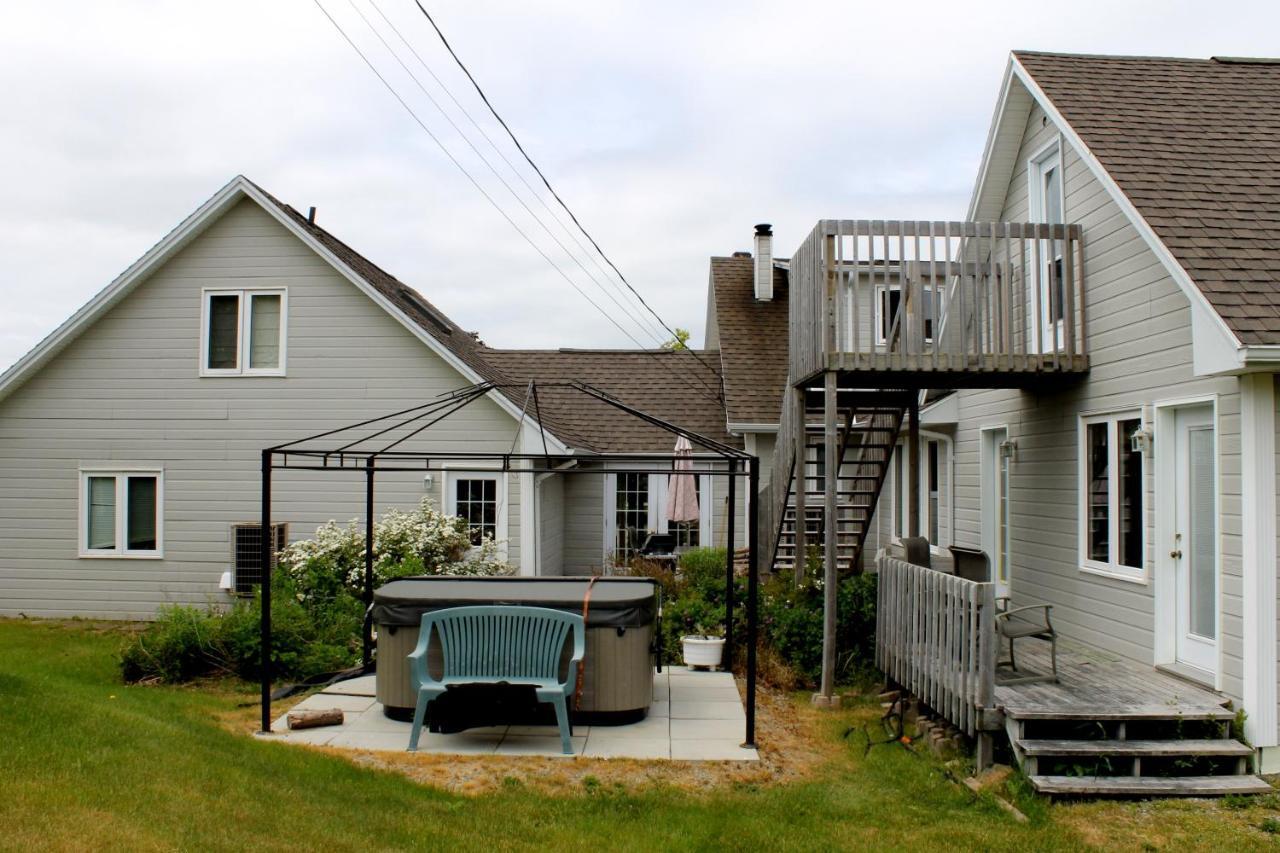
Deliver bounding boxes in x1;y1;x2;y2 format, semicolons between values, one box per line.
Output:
119;605;223;683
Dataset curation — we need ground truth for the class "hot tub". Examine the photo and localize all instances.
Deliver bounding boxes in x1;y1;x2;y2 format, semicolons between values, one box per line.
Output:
371;576;660;725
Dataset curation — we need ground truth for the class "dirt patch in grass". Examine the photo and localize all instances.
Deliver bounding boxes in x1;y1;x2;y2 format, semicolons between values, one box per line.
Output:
242;679;839;796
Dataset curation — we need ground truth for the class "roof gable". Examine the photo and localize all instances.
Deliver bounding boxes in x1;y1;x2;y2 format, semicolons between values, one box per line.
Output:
709;255;790;426
0;176;570;451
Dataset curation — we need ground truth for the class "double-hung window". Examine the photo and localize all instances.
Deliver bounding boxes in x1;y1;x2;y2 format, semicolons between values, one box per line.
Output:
201;288;287;375
1079;413;1144;580
80;470;163;557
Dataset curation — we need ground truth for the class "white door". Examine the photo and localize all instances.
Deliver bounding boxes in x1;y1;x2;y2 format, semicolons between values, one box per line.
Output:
1172;405;1217;674
981;427;1011;598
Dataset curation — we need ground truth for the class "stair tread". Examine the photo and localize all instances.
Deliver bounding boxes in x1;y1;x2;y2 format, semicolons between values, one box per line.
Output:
1005;705;1234;722
1019;739;1252;757
1028;774;1272;796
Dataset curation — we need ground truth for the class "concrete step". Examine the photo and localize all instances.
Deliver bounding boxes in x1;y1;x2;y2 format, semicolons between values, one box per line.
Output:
1019;739;1252;758
1029;774;1272;797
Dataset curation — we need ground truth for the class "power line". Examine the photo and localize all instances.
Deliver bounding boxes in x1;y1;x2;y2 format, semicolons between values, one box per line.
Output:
409;0;724;393
309;0;724;405
366;0;667;344
349;0;670;348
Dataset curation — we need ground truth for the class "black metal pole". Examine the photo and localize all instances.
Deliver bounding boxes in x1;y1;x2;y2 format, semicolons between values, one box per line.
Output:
744;456;759;749
363;455;375;668
259;449;273;733
724;460;736;668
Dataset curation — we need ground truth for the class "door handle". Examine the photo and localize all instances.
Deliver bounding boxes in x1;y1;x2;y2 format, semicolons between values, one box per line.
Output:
1170;549;1182;559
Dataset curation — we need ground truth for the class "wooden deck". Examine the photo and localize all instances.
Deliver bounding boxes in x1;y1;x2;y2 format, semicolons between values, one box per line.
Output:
995;637;1232;721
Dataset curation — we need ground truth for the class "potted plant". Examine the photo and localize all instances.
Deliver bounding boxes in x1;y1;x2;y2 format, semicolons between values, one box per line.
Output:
681;624;725;670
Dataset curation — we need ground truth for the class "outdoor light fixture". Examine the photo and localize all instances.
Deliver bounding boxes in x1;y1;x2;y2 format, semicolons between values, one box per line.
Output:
998;439;1018;462
423;473;434;490
1130;425;1154;455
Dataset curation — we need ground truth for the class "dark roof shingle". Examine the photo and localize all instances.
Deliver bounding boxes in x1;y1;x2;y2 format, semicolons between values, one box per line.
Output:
710;256;789;424
1015;51;1280;344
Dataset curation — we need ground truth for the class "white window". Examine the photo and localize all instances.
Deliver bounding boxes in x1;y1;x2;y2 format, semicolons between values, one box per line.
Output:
875;285;936;345
1078;412;1145;580
1028;140;1066;351
200;288;287;376
604;467;715;564
79;469;163;557
443;469;505;548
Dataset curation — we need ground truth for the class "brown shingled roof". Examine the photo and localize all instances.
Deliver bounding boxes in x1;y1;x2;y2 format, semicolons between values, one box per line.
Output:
483;349;733;453
1015;51;1280;344
252;181;730;453
710;256;789;425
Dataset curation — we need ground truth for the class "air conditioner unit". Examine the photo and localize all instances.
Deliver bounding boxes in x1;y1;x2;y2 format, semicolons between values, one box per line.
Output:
230;522;288;595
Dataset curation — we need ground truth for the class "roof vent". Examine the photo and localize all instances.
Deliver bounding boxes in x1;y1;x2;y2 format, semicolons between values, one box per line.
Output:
732;251;751;258
753;224;773;301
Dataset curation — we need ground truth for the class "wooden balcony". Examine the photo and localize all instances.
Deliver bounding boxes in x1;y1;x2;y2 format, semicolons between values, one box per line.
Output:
788;220;1089;389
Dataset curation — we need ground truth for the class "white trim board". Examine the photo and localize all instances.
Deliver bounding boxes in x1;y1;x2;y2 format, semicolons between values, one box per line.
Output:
1239;374;1278;748
0;175;571;456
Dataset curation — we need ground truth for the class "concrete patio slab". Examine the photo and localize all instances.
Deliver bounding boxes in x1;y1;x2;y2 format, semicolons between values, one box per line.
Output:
672;739;758;761
583;738;670;759
264;667;757;762
322;675;376;696
669;700;746;721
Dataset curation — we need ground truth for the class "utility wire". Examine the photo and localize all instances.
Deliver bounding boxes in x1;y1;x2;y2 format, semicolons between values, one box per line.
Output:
409;0;724;394
310;0;724;405
367;0;668;344
351;0;670;348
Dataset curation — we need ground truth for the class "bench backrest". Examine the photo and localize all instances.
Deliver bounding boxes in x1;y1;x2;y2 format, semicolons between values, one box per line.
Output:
419;605;584;683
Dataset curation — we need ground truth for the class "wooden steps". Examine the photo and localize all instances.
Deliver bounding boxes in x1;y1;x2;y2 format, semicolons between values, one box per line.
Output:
1029;775;1272;797
1004;706;1235;722
1019;739;1252;758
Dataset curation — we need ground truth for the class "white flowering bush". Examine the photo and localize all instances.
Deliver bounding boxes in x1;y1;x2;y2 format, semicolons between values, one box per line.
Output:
279;497;512;606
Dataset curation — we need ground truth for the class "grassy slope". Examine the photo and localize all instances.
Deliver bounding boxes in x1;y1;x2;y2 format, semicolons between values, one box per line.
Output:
0;619;1275;852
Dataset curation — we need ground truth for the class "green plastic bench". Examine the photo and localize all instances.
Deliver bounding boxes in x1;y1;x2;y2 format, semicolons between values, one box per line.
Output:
406;605;585;755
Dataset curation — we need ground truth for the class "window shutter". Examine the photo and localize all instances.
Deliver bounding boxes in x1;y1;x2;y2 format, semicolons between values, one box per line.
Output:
232;523;288;595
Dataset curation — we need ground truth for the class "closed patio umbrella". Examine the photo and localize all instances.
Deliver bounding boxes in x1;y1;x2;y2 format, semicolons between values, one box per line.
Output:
665;435;700;524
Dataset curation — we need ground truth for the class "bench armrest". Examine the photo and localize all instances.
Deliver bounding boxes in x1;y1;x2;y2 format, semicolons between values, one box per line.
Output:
406;617;440;692
995;604;1054;632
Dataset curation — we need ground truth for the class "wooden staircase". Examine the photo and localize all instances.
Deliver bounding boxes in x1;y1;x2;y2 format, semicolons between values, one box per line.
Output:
769;391;911;575
1007;705;1268;798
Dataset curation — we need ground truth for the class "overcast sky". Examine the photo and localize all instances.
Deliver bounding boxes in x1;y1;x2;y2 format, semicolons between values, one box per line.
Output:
2;0;1278;367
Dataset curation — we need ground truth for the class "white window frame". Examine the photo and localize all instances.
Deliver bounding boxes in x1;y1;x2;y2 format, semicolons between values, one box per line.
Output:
442;463;508;558
1077;410;1146;583
603;464;715;563
199;287;288;377
874;284;936;346
1027;139;1065;353
78;467;164;558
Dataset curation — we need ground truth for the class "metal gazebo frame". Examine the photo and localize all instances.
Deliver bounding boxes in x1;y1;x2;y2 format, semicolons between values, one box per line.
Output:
258;381;761;748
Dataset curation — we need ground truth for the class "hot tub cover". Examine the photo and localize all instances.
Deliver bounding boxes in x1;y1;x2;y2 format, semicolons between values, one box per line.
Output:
371;576;659;629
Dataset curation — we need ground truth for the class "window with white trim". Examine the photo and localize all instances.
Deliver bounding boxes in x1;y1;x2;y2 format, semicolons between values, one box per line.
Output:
80;470;163;557
614;472;650;561
449;476;500;545
201;288;286;375
875;285;936;345
1079;413;1144;579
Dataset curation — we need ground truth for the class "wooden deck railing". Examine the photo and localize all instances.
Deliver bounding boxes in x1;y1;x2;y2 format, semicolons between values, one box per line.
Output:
789;220;1086;383
875;553;996;737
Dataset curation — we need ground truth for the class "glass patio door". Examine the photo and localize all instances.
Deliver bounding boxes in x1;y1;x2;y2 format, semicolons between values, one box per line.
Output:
1173;405;1216;675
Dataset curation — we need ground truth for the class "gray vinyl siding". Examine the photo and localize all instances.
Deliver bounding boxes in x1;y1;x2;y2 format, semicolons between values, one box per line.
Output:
0;198;525;618
537;474;565;576
944;100;1245;702
563;473;605;574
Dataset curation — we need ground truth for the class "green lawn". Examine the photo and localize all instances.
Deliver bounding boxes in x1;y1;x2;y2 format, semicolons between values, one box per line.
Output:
1;619;1276;852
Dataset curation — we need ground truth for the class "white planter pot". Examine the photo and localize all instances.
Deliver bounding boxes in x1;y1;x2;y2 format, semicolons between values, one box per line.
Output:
681;635;725;670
